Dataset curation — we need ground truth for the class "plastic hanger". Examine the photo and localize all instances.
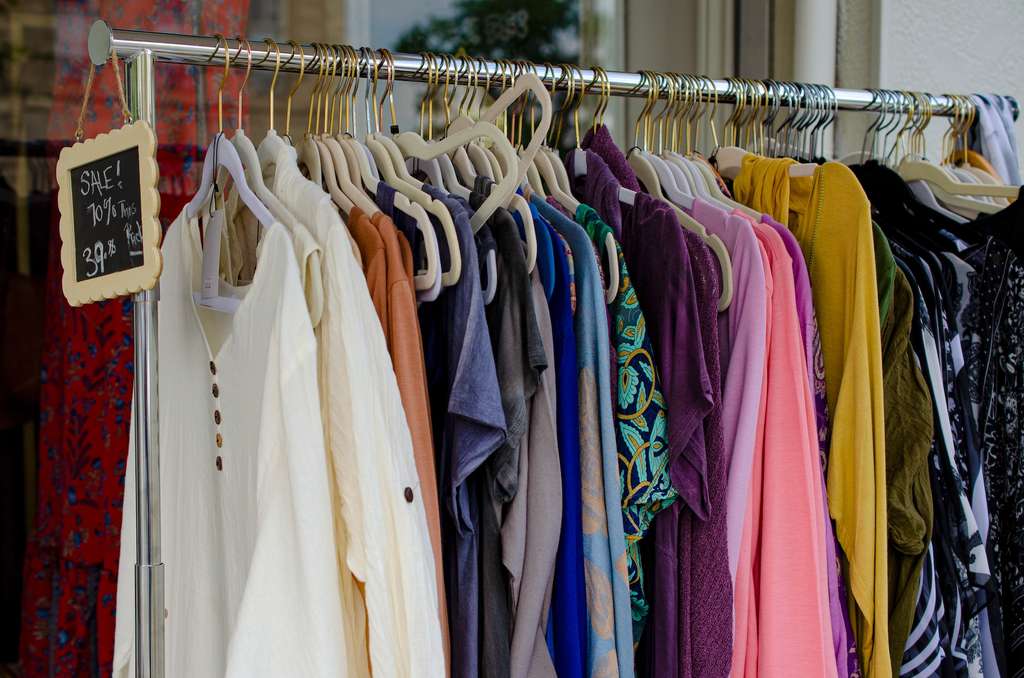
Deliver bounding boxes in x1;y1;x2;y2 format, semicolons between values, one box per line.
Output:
897;93;1017;214
369;49;462;286
275;41;319;184
320;45;379;216
399;52;447;191
632;71;733;310
329;45;380;200
186;36;273;227
298;43;353;218
567;64;619;304
229;38;304;232
186;36;274;314
432;55;475;199
486;59;536;273
469;62;506;179
348;48;442;294
715;78;816;179
440;72;551;230
687;75;760;216
256;39;298;184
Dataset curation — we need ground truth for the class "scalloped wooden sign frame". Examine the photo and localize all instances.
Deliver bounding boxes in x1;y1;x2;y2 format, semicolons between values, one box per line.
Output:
56;121;162;306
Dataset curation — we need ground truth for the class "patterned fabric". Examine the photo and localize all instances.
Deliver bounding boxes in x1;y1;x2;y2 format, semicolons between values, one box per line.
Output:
895;250;987;676
20;2;249;676
576;204;674;636
900;544;948;677
534;195;635;678
964;238;1024;678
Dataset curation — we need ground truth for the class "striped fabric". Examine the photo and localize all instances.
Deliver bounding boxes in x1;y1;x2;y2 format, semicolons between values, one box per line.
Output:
901;545;946;677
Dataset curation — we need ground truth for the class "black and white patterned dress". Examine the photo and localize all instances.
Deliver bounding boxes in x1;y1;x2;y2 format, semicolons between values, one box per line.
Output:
963;238;1024;678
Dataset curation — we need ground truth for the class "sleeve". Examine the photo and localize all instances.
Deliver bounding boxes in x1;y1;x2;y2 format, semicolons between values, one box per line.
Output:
224;322;349;678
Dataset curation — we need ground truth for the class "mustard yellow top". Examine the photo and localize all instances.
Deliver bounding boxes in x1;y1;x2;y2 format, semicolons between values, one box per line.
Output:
735;154;892;678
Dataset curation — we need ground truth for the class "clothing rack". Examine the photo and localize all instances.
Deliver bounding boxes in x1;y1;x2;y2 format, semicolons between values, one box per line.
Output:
89;22;1019;120
84;18;1019;678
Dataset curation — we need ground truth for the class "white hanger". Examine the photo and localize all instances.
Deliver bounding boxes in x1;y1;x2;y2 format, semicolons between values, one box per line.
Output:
629;72;733;309
898;155;1017;215
227;40;302;231
186;37;274;314
446;71;553;217
363;49;462;286
715;145;816;179
907;180;969;224
187;133;275;225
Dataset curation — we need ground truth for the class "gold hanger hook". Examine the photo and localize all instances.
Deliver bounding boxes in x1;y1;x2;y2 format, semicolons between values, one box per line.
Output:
456;55;473;118
264;39;282;131
705;75;720;152
336;45;352;135
209;34;230;133
685;74;701;153
233;38;253;131
306;43;325;137
665;73;681;152
679;74;695;153
326;44;342;134
551;63;571;148
368;48;382;134
443;53;459;130
418;52;433;138
632;71;649;149
590;66;608;132
284;41;306;139
379;48;398;134
323;44;339;135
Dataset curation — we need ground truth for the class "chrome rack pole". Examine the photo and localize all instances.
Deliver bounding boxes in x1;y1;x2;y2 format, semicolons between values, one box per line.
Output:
89;21;1019;119
124;47;164;678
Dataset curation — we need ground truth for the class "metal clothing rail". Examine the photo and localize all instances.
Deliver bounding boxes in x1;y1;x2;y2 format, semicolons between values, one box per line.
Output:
88;21;1019;120
84;18;1019;678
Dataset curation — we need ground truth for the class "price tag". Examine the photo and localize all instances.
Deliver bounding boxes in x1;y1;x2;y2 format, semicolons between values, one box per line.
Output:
56;121;162;306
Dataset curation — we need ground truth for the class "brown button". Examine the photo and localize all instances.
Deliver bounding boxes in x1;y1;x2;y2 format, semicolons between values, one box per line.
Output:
215;433;223;448
212;383;220;398
215;456;223;471
404;487;414;503
214;410;222;425
209;361;217;375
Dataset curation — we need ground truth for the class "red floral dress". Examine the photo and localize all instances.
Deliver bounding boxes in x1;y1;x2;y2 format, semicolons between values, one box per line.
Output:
20;1;249;675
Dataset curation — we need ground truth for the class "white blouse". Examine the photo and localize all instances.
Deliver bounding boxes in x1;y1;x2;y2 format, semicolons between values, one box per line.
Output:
270;146;446;678
113;209;348;677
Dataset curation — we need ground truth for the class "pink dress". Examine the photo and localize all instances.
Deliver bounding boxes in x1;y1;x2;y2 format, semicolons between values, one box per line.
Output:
731;221;838;678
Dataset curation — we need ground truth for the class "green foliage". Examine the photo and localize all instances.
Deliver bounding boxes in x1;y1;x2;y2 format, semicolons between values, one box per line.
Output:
394;0;579;64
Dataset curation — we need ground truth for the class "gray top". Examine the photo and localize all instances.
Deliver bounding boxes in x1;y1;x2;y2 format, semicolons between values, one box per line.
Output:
474;188;547;678
505;268;563;678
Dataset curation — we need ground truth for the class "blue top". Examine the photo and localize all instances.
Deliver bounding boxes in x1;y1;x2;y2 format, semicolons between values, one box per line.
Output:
537;206;588;678
513;190;556;299
533;194;636;678
418;184;507;678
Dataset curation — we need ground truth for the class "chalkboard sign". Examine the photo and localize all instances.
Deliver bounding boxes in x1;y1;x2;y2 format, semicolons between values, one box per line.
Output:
56;121;162;306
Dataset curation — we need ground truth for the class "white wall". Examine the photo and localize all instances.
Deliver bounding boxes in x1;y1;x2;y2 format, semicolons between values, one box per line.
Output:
837;0;1024;170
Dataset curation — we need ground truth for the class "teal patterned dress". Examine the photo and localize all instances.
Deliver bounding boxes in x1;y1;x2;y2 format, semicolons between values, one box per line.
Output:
576;204;675;638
